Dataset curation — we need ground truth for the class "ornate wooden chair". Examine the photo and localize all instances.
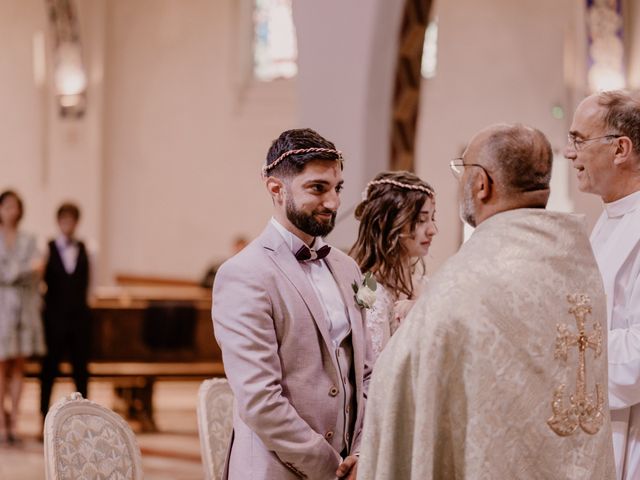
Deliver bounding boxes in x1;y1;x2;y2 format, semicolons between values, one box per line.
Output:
197;378;234;480
44;392;143;480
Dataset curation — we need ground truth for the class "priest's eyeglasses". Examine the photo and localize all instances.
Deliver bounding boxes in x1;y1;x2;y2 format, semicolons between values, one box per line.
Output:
567;133;622;152
449;158;493;184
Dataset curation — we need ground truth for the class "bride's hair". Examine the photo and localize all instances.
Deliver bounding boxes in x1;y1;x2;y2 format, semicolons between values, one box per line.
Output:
349;171;435;299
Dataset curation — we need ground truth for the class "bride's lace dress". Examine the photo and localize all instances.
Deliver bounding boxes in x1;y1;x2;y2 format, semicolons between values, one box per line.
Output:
366;284;399;364
366;276;428;364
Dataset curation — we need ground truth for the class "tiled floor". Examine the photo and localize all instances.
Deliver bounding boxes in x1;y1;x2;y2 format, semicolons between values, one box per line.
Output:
0;379;205;480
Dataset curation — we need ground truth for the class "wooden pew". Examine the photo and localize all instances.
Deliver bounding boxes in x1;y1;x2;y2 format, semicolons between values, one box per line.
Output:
28;284;223;431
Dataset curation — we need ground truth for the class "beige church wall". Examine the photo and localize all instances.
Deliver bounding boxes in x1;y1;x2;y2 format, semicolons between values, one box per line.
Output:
295;0;405;250
1;0;295;284
0;0;106;265
0;0;48;235
102;0;296;283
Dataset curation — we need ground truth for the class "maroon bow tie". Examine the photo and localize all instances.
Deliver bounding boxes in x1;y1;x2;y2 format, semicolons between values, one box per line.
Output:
295;244;331;262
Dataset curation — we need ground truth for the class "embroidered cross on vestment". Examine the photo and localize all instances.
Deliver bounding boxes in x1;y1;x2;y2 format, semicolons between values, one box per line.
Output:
547;293;604;436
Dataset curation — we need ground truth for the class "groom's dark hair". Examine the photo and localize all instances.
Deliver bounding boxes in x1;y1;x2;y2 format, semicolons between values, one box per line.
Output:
264;128;343;178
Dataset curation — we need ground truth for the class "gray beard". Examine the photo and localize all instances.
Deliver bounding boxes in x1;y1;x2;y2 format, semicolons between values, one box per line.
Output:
459;179;477;228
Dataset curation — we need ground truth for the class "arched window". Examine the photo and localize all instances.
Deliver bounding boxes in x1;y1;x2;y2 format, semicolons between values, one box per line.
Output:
253;0;298;81
421;17;438;79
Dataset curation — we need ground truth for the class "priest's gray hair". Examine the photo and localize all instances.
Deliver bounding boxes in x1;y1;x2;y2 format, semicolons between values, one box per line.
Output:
483;123;552;194
597;90;640;156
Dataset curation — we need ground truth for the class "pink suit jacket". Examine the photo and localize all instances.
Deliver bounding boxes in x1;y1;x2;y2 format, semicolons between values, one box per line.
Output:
212;223;373;479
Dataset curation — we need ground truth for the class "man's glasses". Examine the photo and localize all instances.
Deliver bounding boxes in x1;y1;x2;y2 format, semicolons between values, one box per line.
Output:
567;133;622;152
449;158;493;184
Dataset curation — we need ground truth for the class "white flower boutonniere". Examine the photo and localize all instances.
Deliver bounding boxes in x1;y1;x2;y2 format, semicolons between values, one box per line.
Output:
352;272;377;309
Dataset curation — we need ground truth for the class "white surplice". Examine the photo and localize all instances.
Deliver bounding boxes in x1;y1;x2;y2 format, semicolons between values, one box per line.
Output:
591;190;640;480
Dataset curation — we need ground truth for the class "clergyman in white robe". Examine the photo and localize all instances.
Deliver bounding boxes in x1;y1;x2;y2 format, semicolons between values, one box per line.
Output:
564;89;640;479
357;209;616;479
591;190;640;480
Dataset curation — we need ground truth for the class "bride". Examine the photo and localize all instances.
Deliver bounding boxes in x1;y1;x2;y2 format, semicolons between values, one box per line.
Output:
349;171;437;363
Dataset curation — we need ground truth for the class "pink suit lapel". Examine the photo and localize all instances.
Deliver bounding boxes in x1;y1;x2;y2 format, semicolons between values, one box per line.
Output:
260;225;336;356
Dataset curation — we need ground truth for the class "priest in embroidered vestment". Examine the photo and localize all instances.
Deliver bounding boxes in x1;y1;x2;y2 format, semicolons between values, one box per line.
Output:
357;124;616;480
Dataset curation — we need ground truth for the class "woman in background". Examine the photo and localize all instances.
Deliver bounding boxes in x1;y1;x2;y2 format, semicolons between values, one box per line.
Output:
350;172;437;363
0;190;45;443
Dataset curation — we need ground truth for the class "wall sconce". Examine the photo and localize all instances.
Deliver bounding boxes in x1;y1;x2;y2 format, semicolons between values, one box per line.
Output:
586;0;625;92
53;41;87;116
46;0;87;117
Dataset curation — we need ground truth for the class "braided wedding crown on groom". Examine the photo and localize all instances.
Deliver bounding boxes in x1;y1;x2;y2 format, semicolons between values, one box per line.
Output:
262;147;343;176
262;128;343;177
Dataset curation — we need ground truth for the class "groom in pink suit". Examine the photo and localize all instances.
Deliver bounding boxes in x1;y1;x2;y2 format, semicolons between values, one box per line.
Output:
212;128;372;479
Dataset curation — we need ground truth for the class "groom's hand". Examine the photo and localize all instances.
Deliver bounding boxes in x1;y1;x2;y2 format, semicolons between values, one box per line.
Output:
336;455;358;479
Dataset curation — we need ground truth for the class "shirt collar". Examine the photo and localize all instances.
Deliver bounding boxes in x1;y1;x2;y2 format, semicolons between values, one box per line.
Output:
603;190;640;219
55;235;75;248
270;217;325;257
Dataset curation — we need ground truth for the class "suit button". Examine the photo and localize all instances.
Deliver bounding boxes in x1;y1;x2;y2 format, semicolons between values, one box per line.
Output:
329;386;339;396
325;430;334;440
345;405;350;413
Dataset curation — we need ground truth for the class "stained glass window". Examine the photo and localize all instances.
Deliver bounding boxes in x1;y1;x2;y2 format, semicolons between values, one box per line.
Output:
586;0;625;92
421;18;438;79
254;0;298;81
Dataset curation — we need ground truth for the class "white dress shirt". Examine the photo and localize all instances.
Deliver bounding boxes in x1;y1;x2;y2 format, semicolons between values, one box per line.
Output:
55;235;80;274
270;218;351;347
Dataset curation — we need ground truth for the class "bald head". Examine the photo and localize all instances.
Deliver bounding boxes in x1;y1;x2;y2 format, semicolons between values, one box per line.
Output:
458;123;552;227
479;123;553;194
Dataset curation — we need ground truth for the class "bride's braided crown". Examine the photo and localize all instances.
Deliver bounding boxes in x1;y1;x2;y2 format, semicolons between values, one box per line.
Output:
262;147;343;176
362;178;435;201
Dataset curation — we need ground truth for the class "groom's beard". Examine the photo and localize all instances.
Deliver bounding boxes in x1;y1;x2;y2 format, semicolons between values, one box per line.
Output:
459;178;477;228
286;196;336;238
